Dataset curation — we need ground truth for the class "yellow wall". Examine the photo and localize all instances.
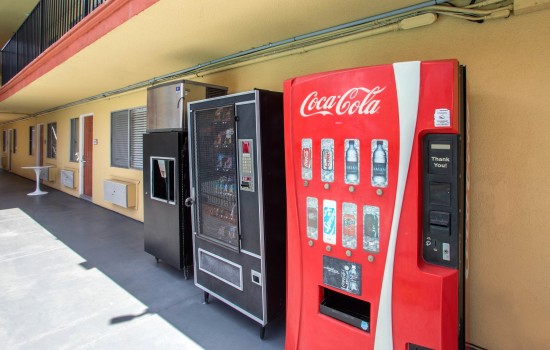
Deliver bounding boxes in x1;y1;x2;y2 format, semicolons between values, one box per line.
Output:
1;7;549;349
65;91;147;221
1;121;42;174
2;90;148;221
186;9;550;349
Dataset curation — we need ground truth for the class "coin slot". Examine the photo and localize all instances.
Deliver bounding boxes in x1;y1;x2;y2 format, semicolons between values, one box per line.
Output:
429;182;451;206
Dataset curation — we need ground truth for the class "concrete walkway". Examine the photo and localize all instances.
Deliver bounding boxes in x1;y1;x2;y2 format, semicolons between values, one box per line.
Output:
0;170;284;349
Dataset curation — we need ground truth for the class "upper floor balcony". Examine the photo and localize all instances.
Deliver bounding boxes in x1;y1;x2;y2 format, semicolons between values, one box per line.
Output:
1;0;105;85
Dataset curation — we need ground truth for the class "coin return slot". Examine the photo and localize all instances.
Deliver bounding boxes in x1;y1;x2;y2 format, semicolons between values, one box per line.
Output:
429;182;451;207
251;270;262;286
319;287;371;332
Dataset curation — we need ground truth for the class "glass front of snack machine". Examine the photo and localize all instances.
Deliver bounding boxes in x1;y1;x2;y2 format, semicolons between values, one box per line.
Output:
194;105;239;250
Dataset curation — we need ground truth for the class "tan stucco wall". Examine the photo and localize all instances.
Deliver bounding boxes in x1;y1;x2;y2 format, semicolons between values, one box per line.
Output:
1;90;148;221
192;11;549;349
1;7;549;349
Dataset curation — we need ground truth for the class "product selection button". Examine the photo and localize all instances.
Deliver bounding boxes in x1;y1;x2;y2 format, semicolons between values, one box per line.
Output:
430;211;450;227
430;224;450;237
429;182;451;207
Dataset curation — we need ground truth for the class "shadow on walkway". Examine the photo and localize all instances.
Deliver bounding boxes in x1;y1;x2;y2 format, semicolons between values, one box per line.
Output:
0;170;284;349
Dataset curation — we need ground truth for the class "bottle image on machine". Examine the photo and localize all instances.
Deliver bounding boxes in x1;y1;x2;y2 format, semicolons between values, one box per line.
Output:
342;202;357;249
371;139;388;187
363;205;380;253
321;139;334;182
302;138;313;180
323;199;337;245
306;197;318;240
344;139;359;185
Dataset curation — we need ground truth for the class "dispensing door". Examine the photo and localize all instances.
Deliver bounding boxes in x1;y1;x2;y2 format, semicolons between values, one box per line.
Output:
192;105;240;251
150;157;176;204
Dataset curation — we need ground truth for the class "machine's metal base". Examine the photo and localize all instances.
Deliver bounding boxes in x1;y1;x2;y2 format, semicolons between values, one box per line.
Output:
154;257;192;280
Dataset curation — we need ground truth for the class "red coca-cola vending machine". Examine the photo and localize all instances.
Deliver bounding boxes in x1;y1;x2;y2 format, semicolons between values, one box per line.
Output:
284;60;468;350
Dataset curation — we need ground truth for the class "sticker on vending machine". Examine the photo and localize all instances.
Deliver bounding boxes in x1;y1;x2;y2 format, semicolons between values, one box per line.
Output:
322;255;362;296
342;202;357;249
363;205;380;253
321;139;334;183
344;139;360;185
306;197;318;240
434;108;451;127
302;139;313;180
323;199;337;245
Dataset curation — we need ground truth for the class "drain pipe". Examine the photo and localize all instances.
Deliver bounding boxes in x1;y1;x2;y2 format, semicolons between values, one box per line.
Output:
191;14;439;79
151;0;450;82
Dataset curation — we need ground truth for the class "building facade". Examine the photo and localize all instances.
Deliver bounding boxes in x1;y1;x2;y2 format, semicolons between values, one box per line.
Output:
1;1;550;348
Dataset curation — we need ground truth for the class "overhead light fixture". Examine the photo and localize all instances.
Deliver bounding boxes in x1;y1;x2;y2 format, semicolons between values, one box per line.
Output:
399;13;438;30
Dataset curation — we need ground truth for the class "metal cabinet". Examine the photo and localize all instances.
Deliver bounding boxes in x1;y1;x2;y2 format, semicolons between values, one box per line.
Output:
60;169;75;189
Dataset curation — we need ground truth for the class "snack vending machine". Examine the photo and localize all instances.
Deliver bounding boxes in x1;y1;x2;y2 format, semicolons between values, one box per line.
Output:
186;90;286;337
284;60;468;350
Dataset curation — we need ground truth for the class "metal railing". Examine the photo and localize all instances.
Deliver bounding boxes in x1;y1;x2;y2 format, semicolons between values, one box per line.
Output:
1;0;105;85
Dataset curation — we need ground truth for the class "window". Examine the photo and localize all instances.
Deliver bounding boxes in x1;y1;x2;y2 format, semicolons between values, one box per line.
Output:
70;118;79;162
2;130;6;152
129;107;147;169
29;126;35;156
47;122;57;158
111;110;129;168
111;107;146;169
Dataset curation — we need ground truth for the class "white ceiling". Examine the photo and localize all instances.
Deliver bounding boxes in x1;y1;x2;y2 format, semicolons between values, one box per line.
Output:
0;0;445;123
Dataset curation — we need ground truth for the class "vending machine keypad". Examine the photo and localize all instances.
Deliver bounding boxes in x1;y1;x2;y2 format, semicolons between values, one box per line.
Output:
422;134;461;268
238;139;255;192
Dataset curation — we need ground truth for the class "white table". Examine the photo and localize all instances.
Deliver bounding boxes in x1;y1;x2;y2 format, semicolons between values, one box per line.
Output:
22;166;53;196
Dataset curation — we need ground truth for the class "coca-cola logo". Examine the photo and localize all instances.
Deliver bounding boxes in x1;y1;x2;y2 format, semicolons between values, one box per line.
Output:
299;86;386;117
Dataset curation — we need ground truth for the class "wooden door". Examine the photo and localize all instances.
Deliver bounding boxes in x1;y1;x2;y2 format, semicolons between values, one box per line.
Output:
7;129;12;171
83;116;93;197
37;124;44;166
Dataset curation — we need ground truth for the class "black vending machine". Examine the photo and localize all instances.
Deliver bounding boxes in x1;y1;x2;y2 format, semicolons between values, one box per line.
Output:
143;80;227;278
187;90;286;337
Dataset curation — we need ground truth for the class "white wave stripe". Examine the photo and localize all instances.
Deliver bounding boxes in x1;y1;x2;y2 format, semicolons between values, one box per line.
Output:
374;61;421;350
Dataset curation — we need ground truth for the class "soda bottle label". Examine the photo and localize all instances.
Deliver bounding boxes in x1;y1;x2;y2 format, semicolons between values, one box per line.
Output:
363;205;380;253
321;139;334;182
342;202;357;249
344;139;360;185
323;199;337;245
306;197;318;240
322;256;362;296
301;138;312;180
371;139;388;188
